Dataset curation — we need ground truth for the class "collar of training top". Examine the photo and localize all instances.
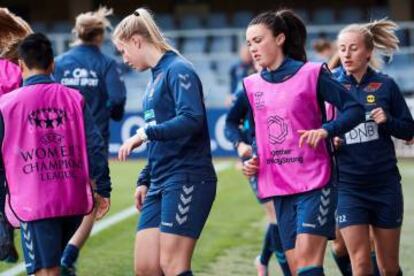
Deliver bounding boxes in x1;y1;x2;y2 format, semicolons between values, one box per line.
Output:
23;74;54;86
151;51;177;75
261;57;304;83
339;66;376;86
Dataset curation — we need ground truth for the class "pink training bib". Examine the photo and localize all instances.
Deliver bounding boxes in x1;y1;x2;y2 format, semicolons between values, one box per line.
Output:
0;82;93;226
244;62;332;197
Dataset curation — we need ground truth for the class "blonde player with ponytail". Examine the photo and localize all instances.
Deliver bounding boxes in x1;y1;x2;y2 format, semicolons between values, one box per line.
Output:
333;19;414;276
113;8;217;276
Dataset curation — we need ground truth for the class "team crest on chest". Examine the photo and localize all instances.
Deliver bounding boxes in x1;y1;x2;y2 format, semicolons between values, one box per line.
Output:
364;82;382;93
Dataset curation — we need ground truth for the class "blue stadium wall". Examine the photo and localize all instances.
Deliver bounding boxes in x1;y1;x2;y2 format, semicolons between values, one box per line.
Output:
109;109;235;158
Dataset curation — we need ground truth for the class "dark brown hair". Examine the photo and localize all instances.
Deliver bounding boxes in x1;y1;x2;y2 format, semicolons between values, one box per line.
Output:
249;9;307;62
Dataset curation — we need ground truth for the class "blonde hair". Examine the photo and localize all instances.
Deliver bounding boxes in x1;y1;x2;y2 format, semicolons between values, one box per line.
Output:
112;7;177;53
72;6;113;45
328;53;340;70
338;18;399;69
0;7;32;62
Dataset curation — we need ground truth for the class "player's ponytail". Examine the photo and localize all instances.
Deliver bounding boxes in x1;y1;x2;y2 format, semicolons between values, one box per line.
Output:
112;7;177;54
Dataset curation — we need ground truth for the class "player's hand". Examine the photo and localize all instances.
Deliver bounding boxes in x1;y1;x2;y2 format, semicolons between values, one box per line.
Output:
118;134;143;161
95;194;111;220
135;185;148;211
298;128;328;148
237;142;253;159
333;137;344;150
371;107;387;124
242;156;259;177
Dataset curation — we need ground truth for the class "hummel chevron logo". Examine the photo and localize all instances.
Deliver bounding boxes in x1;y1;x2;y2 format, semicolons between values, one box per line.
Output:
178;204;190;215
176;214;188;225
178;74;189;81
25;240;34;252
319;205;329;216
180;194;192;205
180;81;191;90
23;230;31;242
21;223;28;231
318;215;327;226
320;196;330;206
183;185;194;195
21;223;35;260
322;188;331;197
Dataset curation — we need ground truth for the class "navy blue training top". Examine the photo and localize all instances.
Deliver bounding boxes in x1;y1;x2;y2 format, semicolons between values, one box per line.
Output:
229;61;254;94
225;87;254;148
0;74;111;197
138;51;217;186
54;44;126;144
333;66;414;183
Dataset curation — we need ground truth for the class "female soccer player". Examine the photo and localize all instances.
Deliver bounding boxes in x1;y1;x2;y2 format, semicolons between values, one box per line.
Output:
225;63;291;276
329;56;380;276
1;32;111;276
242;9;365;275
333;19;414;276
113;8;217;276
53;7;126;273
0;7;32;262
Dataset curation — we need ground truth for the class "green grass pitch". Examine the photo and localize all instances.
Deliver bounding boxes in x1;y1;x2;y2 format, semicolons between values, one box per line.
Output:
0;159;413;275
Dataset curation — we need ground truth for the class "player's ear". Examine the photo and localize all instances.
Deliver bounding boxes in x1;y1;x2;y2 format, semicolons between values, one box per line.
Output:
131;34;142;50
18;59;29;78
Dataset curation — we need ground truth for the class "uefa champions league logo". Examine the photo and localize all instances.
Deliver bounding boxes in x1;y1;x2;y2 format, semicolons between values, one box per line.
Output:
28;108;68;129
40;133;64;145
267;115;288;144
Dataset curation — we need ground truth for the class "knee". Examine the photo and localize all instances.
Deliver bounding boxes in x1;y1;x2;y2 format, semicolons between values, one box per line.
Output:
351;259;372;276
37;267;60;276
160;256;189;276
379;266;400;276
295;246;324;267
135;263;160;276
160;256;175;275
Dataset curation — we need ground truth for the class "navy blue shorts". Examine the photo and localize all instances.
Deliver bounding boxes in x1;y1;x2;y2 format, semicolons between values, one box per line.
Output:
274;181;337;251
337;178;403;229
20;216;82;274
138;178;216;239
